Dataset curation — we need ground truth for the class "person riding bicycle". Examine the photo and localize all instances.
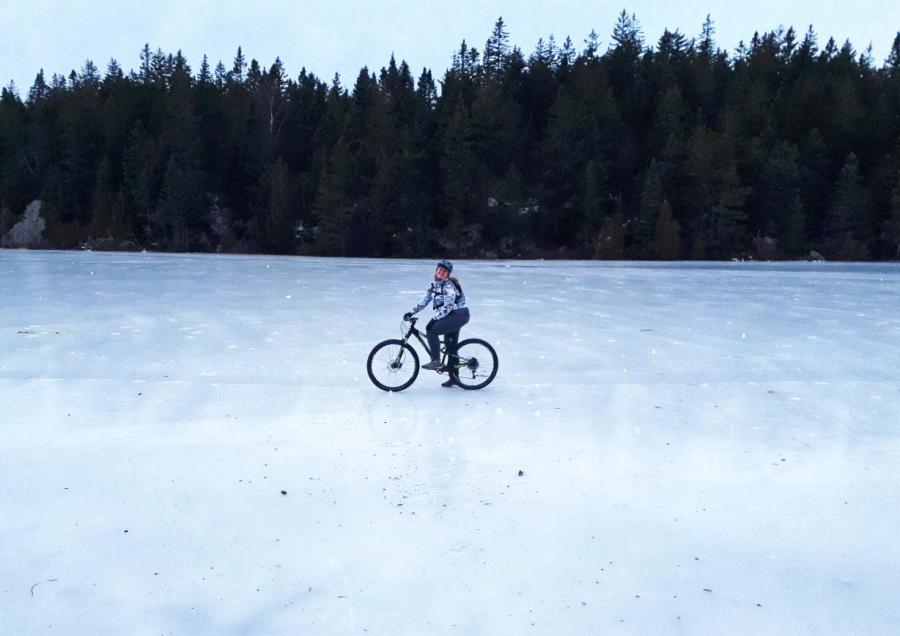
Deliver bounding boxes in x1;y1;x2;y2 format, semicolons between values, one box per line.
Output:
403;259;470;386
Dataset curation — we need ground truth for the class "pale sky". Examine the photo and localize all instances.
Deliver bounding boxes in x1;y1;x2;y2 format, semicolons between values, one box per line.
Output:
3;0;898;93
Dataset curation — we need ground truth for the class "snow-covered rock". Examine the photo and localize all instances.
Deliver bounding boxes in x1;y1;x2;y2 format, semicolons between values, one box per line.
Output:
2;200;45;247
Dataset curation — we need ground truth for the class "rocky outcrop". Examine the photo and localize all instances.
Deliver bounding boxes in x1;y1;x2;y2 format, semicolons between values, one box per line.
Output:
80;236;143;251
2;200;46;247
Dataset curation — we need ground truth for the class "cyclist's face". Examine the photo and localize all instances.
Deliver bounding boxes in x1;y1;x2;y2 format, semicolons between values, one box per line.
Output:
435;266;450;280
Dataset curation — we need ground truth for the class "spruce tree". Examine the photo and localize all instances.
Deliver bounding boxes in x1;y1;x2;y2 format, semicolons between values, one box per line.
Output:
440;95;479;249
198;55;212;86
595;210;625;259
483;17;511;80
28;70;47;104
157;153;200;250
653;199;681;259
708;162;748;258
122;120;157;241
580;160;605;249
231;47;247;85
79;60;101;88
635;159;663;255
881;169;900;255
139;44;152;84
214;61;228;88
314;140;352;255
758;141;803;237
826;152;865;237
262;158;296;253
583;30;600;59
782;197;809;256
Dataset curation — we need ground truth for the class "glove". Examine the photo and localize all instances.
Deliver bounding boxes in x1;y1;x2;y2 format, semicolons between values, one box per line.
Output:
403;312;412;321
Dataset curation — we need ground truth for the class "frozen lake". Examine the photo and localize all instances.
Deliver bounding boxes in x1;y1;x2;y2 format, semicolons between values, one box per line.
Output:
2;250;899;634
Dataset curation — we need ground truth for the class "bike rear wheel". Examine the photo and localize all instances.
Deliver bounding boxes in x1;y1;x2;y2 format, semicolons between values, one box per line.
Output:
449;338;498;390
367;339;420;391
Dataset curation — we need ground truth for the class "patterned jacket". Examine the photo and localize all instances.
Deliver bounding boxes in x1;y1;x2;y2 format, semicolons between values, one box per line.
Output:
409;278;467;320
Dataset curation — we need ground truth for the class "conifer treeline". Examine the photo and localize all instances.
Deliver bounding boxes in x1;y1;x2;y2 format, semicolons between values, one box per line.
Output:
2;14;900;259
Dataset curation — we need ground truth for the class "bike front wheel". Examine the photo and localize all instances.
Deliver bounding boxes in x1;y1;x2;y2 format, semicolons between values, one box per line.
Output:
367;339;420;391
449;338;498;390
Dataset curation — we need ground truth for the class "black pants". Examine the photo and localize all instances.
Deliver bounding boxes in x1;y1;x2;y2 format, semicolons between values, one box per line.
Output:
426;308;470;363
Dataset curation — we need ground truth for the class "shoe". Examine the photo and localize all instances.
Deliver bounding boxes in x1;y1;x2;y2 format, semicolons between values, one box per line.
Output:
441;377;457;388
421;360;442;371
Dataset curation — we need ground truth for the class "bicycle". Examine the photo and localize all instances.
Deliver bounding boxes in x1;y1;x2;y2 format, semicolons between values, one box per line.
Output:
366;317;499;392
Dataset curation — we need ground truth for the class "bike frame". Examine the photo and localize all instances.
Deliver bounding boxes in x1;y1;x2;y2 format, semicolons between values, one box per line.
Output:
402;318;460;371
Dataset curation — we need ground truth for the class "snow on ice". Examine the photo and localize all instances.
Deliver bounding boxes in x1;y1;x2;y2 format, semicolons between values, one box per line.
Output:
1;250;899;634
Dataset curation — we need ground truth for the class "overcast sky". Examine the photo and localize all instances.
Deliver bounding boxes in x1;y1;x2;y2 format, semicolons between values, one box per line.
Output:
3;0;899;93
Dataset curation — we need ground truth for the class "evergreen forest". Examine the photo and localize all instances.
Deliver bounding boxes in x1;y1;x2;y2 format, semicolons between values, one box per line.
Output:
3;14;900;260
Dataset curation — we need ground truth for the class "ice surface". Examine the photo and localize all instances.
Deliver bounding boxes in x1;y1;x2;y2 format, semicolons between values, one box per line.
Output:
2;250;899;634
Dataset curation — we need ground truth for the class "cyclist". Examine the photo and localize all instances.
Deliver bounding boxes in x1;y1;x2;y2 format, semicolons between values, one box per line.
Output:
403;259;470;386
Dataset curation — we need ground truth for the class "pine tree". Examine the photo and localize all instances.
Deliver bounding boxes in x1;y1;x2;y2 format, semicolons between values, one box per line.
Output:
825;152;872;258
634;159;663;255
198;55;211;85
104;59;124;84
0;86;31;218
262;158;296;253
450;40;480;79
758;141;803;237
214;61;228;88
314;140;352;255
395;128;434;257
122;120;157;241
150;48;168;86
157;153;200;250
139;44;152;83
580;160;605;248
693;16;725;125
782;197;809;256
797;26;819;66
89;157;123;238
886;32;900;77
258;57;289;156
0;205;12;239
469;81;519;177
483;17;510;79
559;36;576;73
826;152;865;237
698;15;716;60
800;129;830;239
246;59;263;88
611;10;644;58
583;30;600;59
440;95;479;248
595;211;626;259
707;162;748;258
886;169;900;255
542;64;621;244
230;47;247;85
80;60;101;88
653;199;681;259
686;128;748;258
50;73;66;90
28;70;47;103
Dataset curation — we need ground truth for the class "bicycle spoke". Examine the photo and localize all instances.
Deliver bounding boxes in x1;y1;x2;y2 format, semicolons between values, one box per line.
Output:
368;341;418;390
452;340;498;389
379;348;410;379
